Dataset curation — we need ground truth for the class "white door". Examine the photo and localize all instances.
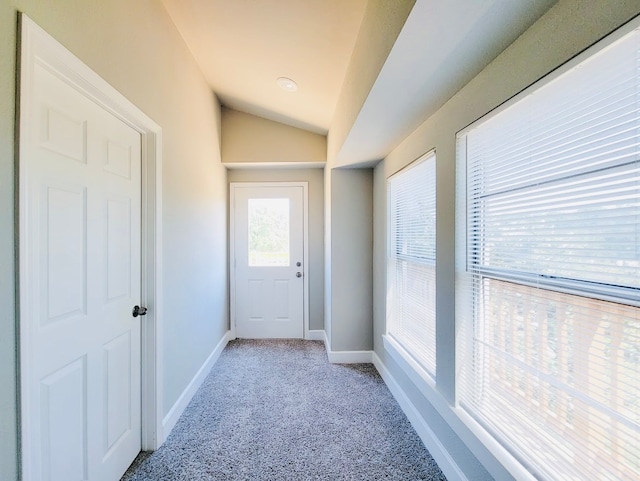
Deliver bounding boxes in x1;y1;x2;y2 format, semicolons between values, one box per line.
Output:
22;60;142;481
231;184;306;338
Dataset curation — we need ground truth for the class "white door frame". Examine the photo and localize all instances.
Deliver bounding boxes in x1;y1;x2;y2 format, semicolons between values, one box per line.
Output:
230;182;310;339
18;15;164;478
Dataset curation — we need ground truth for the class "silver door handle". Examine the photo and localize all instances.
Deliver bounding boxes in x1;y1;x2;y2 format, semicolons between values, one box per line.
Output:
296;272;302;278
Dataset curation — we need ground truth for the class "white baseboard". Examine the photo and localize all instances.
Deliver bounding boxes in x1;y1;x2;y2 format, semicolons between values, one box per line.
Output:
327;349;373;363
161;330;233;441
372;352;469;481
305;329;325;341
322;330;373;363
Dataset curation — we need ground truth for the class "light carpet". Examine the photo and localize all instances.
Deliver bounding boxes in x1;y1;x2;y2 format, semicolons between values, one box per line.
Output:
121;339;447;480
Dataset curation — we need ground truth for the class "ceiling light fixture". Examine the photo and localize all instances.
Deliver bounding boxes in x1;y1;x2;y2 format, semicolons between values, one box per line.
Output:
276;77;298;92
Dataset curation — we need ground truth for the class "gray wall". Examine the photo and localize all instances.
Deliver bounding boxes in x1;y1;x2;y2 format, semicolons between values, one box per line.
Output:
330;168;373;352
227;168;325;331
373;1;640;479
0;1;229;478
323;0;414;354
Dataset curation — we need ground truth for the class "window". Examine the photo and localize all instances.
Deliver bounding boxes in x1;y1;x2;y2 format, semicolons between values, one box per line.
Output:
387;152;437;378
456;23;640;481
248;198;290;266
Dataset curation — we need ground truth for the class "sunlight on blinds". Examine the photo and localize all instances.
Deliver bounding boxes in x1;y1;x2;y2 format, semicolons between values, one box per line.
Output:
456;24;640;481
387;152;437;378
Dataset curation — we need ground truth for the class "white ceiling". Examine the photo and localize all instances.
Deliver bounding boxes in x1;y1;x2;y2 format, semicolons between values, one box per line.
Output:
161;0;368;134
162;0;557;164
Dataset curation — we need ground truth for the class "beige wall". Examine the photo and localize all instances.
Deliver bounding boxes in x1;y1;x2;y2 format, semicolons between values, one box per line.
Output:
227;168;325;331
373;1;640;479
0;3;17;478
0;1;229;478
222;108;326;165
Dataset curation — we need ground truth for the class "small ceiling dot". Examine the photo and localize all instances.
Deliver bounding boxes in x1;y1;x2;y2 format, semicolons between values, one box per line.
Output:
276;77;298;92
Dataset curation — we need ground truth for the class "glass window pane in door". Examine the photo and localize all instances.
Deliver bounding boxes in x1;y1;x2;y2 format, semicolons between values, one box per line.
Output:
248;198;290;266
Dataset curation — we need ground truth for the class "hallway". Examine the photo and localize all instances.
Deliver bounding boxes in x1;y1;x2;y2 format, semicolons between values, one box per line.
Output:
121;340;446;480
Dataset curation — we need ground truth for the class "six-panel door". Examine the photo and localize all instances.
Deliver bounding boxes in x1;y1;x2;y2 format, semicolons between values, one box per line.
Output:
25;62;142;481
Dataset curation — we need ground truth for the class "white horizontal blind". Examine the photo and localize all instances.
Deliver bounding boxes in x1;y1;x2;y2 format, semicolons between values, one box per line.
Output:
457;24;640;481
387;153;437;378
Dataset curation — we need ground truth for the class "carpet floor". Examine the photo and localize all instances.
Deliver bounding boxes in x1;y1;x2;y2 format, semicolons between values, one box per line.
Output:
121;339;448;480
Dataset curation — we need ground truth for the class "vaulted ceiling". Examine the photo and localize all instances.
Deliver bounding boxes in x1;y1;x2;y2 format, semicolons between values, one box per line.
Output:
161;0;367;134
161;0;558;164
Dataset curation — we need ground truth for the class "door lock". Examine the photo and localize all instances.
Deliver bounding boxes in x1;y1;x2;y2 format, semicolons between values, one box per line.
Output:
296;272;302;278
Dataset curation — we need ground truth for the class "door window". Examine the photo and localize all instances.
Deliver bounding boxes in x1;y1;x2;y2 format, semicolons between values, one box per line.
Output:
248;198;290;267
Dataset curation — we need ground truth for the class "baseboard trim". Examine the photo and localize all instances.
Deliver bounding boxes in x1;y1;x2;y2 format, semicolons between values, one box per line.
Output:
161;330;232;441
372;352;469;481
327;349;373;363
322;331;373;363
305;329;325;341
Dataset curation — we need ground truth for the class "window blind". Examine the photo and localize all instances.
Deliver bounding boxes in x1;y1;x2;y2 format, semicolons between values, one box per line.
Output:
457;24;640;481
387;152;437;378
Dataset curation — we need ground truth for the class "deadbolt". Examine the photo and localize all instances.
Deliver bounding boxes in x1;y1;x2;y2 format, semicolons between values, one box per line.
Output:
296;262;301;267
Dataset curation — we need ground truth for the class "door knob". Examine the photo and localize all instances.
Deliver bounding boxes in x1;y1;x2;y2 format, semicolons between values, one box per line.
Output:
296;272;302;278
132;305;147;317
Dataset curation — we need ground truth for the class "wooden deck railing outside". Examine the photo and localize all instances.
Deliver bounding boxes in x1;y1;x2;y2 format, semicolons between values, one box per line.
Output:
469;278;639;480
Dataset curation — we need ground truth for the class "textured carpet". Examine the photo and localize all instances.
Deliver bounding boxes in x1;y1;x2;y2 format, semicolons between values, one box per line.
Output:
121;339;447;480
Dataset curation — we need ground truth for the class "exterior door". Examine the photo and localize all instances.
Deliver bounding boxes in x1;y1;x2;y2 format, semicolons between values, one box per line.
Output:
22;59;142;480
231;183;306;338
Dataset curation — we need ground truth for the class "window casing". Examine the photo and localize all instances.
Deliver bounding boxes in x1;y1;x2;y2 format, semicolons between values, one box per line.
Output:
387;152;437;378
456;22;640;481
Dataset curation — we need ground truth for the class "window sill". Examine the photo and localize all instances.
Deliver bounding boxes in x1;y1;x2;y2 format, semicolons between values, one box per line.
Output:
383;334;436;396
381;334;537;481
